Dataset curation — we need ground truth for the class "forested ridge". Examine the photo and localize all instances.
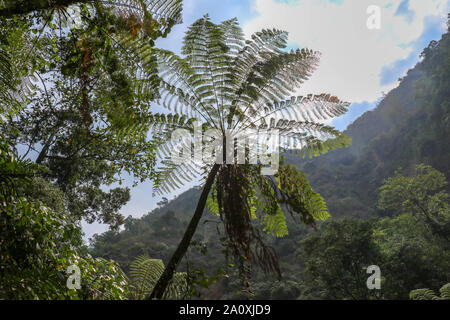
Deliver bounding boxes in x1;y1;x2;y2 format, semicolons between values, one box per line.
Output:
287;37;450;220
90;23;450;299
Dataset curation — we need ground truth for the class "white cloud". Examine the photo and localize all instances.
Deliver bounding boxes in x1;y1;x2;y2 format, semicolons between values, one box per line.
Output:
243;0;449;103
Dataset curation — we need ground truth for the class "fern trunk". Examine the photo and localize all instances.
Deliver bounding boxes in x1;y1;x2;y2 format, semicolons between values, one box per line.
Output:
149;163;220;300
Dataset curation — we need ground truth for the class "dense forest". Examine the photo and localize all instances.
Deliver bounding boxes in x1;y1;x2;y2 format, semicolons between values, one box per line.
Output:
0;0;449;301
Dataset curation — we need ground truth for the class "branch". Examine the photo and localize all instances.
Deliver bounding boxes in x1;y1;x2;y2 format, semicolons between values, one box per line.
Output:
0;0;92;17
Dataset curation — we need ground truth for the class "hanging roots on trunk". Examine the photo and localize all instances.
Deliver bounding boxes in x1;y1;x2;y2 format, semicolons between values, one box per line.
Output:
215;164;281;288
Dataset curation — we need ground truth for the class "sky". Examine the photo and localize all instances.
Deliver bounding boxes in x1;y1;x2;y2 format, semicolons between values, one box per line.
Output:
82;0;450;241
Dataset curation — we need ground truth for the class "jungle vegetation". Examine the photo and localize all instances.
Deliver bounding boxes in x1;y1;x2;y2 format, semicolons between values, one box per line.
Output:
0;1;449;300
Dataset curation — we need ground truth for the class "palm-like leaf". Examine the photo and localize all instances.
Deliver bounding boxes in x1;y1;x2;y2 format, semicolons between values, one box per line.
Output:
410;283;450;300
130;254;186;299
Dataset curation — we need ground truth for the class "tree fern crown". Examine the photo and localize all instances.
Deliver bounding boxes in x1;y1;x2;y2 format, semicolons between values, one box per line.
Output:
149;15;351;196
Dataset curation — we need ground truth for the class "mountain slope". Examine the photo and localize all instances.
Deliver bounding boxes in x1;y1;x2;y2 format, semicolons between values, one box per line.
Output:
286;31;450;220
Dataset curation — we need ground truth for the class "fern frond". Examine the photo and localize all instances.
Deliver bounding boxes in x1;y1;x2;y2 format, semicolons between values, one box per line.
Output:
275;164;331;223
181;15;240;126
410;289;439;300
130;254;165;299
0;48;16;120
234;49;321;123
410;283;450;300
231;28;288;92
261;205;288;237
147;112;198;132
130;254;186;299
299;133;351;159
108;0;183;26
159;81;205;119
206;184;220;216
152;159;204;196
156;48;219;126
238;94;350;133
440;283;450;299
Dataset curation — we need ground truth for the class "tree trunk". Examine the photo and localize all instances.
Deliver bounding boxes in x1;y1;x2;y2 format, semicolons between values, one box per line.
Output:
149;163;220;300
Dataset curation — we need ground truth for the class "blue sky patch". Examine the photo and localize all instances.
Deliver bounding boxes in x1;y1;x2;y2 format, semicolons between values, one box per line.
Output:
395;0;415;23
332;101;378;131
380;15;446;85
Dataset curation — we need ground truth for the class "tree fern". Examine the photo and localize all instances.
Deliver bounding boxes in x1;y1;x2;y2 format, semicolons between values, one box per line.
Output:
148;16;351;299
261;206;288;237
148;16;350;196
